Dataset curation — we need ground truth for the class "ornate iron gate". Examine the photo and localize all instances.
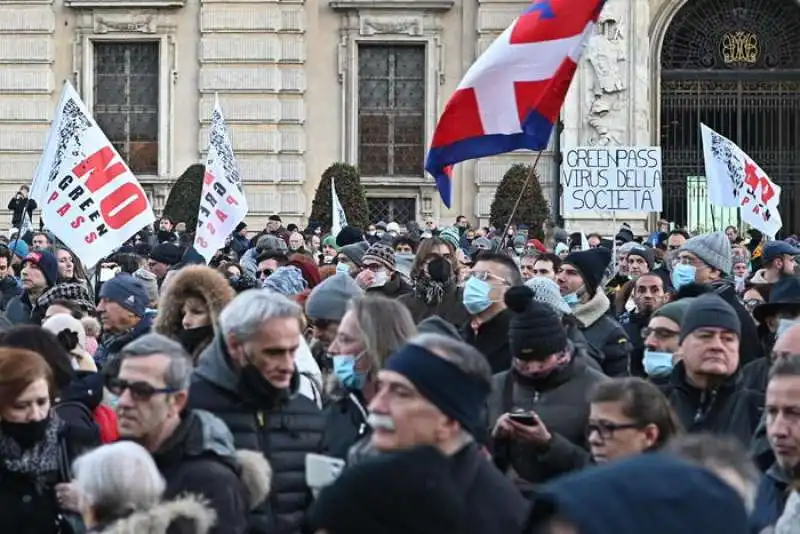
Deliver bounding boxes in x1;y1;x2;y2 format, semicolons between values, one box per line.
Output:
660;0;800;234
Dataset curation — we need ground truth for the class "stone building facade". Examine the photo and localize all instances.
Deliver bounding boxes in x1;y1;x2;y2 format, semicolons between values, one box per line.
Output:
0;0;797;236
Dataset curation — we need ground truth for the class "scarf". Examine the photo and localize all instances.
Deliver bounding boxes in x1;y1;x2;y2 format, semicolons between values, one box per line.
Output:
0;412;64;492
413;273;453;306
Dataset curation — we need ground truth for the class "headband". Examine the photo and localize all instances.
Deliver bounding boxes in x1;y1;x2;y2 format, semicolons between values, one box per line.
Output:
385;344;489;435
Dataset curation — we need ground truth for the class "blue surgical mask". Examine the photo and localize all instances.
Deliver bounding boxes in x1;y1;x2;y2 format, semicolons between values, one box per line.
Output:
336;263;351;275
332;354;368;390
563;293;580;308
463;276;493;315
670;263;696;290
643;350;674;377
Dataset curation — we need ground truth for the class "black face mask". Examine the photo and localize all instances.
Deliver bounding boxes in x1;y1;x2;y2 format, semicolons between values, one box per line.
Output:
427;257;452;283
179;325;214;355
239;362;291;407
1;416;51;449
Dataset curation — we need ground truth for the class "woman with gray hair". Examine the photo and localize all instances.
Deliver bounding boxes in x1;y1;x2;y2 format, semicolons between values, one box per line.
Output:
73;441;216;533
323;295;417;459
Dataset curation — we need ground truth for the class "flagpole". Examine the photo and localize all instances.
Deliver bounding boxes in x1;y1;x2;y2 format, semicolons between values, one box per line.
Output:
499;150;545;251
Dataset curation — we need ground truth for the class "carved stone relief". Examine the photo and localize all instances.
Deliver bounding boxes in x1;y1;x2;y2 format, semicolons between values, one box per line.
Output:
585;0;627;146
94;14;157;34
359;15;423;36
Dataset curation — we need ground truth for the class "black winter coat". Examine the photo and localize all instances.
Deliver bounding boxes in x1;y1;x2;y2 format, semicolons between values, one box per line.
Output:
660;361;763;446
462;310;512;374
190;336;325;534
487;357;607;487
450;443;529;534
0;425;85;534
152;410;249;534
0;277;21;312
621;310;650;377
323;391;369;460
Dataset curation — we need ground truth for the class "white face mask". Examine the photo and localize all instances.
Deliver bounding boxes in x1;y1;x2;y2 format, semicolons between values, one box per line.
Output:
370;269;389;288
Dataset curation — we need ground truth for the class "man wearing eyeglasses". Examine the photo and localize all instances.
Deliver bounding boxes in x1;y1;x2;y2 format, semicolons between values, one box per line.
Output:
462;252;523;373
637;299;692;384
114;333;257;534
191;290;326;534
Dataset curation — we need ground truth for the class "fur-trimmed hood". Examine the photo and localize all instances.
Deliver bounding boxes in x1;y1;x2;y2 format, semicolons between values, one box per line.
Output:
154;266;235;340
95;495;216;534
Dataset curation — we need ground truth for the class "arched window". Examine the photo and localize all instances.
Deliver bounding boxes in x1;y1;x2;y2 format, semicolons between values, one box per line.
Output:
659;0;800;232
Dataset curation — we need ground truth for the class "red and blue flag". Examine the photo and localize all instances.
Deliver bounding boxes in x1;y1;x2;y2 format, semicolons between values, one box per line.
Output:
425;0;605;207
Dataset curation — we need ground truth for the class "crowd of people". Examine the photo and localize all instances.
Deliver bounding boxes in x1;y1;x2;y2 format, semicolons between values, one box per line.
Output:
0;210;798;534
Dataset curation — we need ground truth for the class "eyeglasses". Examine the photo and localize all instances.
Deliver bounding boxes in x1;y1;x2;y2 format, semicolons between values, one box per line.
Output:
107;377;177;401
469;270;508;285
641;326;679;340
257;269;273;279
744;299;763;312
586;421;642;440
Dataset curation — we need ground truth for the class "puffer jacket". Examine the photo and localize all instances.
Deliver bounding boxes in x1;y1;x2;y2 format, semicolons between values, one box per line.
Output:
573;290;632;377
154;266;235;360
487;357;608;488
189;336;325;534
152;410;272;534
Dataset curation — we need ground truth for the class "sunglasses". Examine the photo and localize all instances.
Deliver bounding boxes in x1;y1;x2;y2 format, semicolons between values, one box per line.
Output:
107;377;177;401
257;269;273;279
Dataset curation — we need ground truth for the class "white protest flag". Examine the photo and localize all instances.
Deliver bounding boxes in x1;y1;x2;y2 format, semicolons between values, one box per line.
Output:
580;232;589;250
33;81;155;266
701;123;783;238
700;124;739;207
194;97;248;263
331;178;347;236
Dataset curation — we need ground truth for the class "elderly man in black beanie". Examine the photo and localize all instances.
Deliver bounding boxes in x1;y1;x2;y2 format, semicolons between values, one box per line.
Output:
488;286;607;491
660;294;763;446
556;247;632;376
367;333;527;534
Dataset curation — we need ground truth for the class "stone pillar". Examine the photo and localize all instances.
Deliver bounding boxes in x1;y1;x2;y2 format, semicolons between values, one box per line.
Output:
0;0;55;228
199;0;308;229
561;0;651;236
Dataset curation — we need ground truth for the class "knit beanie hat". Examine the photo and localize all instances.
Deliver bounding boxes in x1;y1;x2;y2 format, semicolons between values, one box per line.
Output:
679;231;732;275
504;285;568;361
615;223;634;244
525;276;572;316
627;245;654;269
438;227;461;251
256;234;288;253
149;243;182;266
679;294;741;343
8;239;28;259
99;273;148;317
417;315;461;340
562;247;612;297
322;235;339;251
336;226;364;248
133;268;159;305
23;250;59;287
310;446;465;534
362;242;396;271
263;266;307;296
339;241;370;267
305;272;363;321
651;298;694;328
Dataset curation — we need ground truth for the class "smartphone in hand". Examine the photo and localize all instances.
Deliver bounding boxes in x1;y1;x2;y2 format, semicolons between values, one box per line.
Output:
509;411;537;426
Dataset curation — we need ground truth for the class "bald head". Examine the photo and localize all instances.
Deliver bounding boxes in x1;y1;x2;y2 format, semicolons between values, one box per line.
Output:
773;323;800;358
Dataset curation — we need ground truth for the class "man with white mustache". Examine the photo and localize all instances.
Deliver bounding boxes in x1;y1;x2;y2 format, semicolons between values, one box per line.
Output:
366;333;528;534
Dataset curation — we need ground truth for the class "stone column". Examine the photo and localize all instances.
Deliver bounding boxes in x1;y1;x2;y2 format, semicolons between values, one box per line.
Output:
561;0;651;236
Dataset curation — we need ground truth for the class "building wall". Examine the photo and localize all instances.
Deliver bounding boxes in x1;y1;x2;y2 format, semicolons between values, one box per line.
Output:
0;0;681;235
